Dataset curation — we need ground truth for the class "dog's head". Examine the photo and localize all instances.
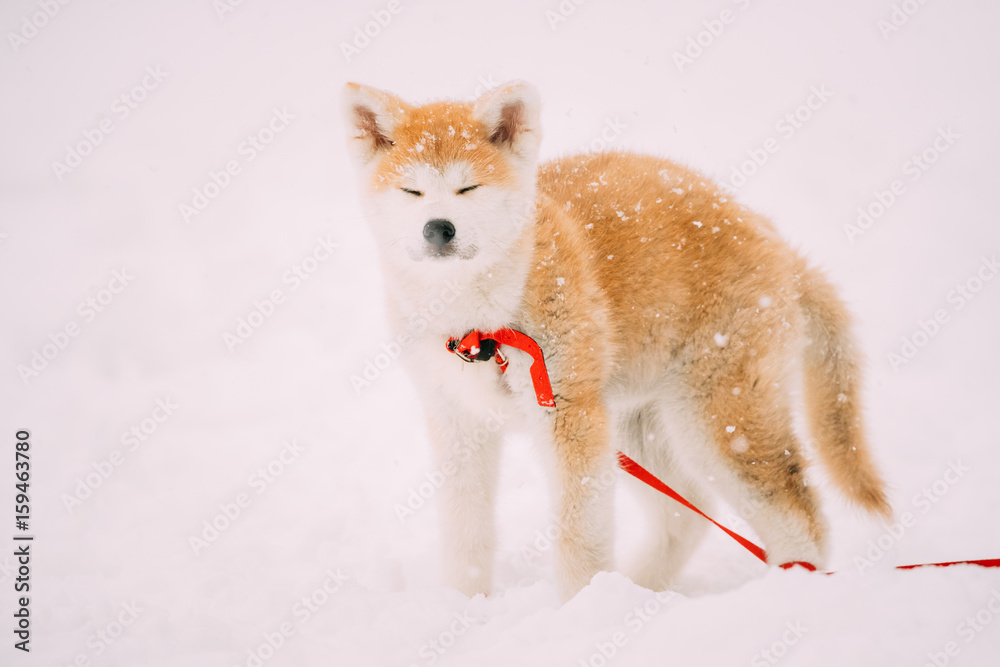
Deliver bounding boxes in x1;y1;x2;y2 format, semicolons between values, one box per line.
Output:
342;81;541;273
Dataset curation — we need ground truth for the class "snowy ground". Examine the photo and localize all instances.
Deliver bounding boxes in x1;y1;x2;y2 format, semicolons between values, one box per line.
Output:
2;0;1000;665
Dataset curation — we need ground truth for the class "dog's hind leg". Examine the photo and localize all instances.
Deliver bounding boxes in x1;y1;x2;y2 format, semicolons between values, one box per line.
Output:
618;403;710;591
681;359;830;570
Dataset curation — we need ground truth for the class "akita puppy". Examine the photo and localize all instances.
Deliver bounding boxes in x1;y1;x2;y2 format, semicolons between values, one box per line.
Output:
343;81;890;599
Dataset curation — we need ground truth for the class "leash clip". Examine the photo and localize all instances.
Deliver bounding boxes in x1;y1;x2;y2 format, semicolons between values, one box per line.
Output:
447;338;476;363
447;332;498;364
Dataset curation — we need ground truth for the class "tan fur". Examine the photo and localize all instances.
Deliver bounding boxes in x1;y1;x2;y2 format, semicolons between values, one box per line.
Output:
344;82;890;598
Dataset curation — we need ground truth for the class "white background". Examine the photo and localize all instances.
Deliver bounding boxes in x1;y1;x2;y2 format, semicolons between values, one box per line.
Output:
2;0;999;665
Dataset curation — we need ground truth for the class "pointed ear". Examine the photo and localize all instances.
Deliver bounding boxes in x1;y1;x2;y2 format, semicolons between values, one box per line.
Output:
472;81;541;162
342;82;410;164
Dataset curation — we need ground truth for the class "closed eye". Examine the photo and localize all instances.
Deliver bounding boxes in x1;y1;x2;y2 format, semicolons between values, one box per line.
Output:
401;188;423;197
457;184;480;195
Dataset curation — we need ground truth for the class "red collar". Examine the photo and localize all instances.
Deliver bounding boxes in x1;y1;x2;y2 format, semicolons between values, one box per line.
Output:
446;329;555;407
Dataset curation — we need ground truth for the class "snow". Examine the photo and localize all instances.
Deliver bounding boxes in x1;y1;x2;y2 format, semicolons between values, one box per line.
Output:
3;0;1000;665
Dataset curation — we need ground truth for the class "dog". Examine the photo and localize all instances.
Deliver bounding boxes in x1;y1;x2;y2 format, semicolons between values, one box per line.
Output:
342;80;890;600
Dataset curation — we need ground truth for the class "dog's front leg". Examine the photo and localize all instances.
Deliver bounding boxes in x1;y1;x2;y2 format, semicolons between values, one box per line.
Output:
425;408;503;597
549;396;616;600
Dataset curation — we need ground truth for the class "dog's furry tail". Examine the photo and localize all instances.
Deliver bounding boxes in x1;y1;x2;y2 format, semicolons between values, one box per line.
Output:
798;266;891;518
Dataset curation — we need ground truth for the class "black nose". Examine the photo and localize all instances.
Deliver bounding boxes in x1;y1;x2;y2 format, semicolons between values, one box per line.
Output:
423;219;456;247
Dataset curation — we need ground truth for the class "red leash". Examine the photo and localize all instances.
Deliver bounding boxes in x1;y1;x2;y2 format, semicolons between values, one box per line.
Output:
617;451;1000;573
447;329;1000;573
615;451;767;564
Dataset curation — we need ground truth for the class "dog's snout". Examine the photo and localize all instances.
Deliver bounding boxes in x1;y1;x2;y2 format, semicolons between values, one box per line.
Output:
423;218;456;247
